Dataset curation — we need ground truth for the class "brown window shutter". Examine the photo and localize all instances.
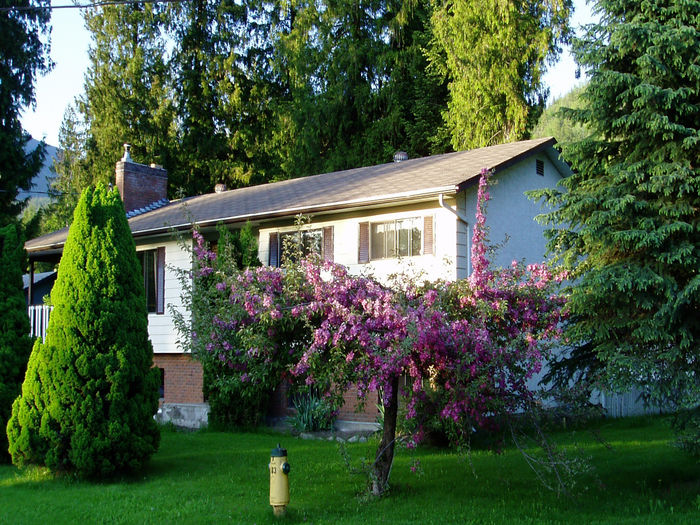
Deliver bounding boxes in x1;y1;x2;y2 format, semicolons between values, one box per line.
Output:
156;247;165;314
423;216;434;255
323;226;334;262
358;222;369;263
269;232;279;267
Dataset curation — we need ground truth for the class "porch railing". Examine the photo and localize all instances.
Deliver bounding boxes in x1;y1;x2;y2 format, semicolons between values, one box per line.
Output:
28;305;53;342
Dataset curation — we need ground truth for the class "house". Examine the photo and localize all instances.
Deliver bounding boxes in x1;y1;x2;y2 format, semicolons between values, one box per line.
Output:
24;137;572;428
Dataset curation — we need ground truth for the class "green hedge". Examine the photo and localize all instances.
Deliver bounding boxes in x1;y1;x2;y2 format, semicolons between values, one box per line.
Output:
0;224;33;462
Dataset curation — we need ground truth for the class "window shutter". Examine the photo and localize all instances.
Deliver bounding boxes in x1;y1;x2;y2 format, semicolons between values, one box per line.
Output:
269;232;279;267
156;247;165;314
358;222;369;263
323;226;334;262
423;216;434;255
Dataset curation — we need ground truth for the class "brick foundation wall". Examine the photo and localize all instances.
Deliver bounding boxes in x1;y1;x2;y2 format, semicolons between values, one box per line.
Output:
115;160;167;213
337;385;380;422
268;382;380;423
152;353;377;423
153;354;204;404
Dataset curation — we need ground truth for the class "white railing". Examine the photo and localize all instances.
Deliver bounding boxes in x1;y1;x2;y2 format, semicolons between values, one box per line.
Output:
28;305;53;342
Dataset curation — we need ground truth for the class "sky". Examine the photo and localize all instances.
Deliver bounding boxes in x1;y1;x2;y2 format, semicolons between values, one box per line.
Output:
20;1;596;148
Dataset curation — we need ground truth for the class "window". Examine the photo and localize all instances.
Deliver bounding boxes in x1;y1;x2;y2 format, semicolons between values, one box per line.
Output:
370;218;422;260
137;248;165;314
158;368;165;399
359;216;433;263
280;229;323;265
269;227;333;267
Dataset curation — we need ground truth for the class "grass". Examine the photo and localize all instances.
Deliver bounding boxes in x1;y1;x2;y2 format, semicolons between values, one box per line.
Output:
0;417;698;524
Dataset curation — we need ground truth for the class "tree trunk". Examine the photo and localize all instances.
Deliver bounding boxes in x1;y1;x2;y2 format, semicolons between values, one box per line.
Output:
372;375;399;497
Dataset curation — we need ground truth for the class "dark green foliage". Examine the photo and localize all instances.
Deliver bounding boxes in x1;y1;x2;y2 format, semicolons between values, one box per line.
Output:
532;0;700;453
288;390;334;432
7;185;160;476
272;0;450;178
0;224;33;462
81;3;174;185
0;0;51;224
167;0;277;193
215;222;260;271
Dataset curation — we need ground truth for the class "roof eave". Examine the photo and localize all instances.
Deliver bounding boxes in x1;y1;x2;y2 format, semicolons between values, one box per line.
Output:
455;137;558;192
27;185;459;254
132;185;459;238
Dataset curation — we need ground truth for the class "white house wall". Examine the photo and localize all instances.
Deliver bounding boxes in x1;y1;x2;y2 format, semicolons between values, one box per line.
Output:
258;203;461;284
135;238;190;354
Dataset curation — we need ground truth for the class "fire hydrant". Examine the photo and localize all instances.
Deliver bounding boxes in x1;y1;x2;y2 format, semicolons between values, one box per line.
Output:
269;443;290;517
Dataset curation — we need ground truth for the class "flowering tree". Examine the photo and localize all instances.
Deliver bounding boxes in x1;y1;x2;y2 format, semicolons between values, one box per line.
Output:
176;169;567;495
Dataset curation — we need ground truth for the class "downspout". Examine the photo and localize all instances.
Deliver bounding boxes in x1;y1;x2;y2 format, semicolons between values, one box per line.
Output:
438;194;471;276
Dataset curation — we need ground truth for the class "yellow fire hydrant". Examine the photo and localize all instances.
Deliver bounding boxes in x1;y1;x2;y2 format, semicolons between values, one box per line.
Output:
269;443;290;517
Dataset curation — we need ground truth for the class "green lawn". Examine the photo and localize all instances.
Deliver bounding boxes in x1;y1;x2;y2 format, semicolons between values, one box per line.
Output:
1;417;698;524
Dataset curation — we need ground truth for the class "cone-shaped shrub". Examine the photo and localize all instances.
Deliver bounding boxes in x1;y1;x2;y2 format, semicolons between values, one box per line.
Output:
0;224;33;462
7;185;160;476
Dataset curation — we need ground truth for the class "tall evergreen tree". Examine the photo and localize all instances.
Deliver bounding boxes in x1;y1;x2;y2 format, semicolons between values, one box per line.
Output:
42;104;90;232
167;0;278;193
79;3;174;185
0;0;51;225
0;224;32;462
43;4;174;232
533;0;700;452
271;0;448;178
427;0;571;149
7;185;161;476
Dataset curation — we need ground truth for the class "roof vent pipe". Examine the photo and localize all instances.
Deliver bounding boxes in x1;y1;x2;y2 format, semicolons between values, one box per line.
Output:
393;151;408;163
122;143;132;162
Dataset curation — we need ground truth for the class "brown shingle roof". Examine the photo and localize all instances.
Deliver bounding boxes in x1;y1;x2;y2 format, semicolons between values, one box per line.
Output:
26;137;557;253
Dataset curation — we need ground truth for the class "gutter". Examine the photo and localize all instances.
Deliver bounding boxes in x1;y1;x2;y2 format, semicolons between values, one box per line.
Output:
129;187;461;238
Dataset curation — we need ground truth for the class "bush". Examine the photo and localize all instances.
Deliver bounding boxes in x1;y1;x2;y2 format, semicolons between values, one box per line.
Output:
7;185;160;477
289;390;335;432
0;224;33;462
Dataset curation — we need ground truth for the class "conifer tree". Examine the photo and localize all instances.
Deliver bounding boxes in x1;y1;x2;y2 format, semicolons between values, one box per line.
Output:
0;224;32;462
168;0;278;193
428;0;571;149
531;84;589;145
0;0;52;224
7;185;160;476
78;4;173;187
534;0;699;452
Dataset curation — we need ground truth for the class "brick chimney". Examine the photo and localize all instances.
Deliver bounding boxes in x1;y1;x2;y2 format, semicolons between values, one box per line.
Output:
115;144;168;214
